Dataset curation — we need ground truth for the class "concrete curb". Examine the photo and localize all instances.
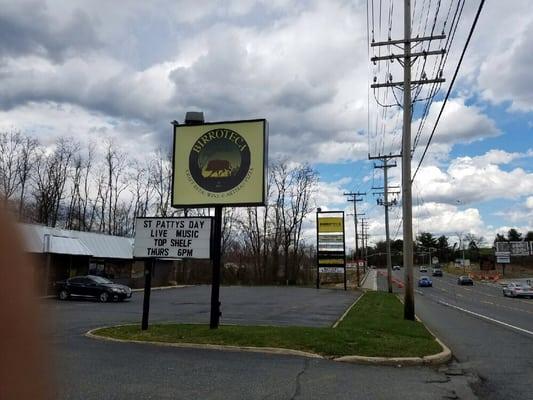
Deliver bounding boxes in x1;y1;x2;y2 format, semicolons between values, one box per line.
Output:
85;291;451;366
359;270;370;287
331;292;365;328
85;327;324;359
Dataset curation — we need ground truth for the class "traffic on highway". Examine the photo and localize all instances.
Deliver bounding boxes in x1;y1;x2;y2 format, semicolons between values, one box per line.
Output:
377;267;533;400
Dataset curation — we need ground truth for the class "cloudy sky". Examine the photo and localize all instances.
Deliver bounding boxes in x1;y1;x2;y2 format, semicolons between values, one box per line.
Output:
0;0;532;249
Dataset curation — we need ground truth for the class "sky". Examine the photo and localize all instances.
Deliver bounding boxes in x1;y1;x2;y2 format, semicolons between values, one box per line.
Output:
0;0;532;250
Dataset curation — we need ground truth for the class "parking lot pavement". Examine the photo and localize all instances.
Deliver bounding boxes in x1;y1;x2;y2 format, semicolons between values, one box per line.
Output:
40;285;479;400
42;285;361;335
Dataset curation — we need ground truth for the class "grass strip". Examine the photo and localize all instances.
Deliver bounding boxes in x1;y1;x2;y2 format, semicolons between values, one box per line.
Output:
93;291;441;358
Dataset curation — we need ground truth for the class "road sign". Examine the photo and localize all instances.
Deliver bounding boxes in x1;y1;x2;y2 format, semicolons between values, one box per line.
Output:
134;217;212;259
496;255;510;264
319;267;344;274
510;241;529;256
495;251;510;257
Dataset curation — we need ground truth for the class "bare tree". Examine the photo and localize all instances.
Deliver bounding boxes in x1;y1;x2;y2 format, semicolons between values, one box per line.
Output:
32;138;78;226
289;163;318;280
0;131;24;208
270;160;318;283
151;148;173;217
17;135;38;218
129;159;154;233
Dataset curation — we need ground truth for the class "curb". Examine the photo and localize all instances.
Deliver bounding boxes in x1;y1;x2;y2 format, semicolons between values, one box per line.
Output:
85;291;451;366
85;327;323;359
331;292;365;328
359;270;371;287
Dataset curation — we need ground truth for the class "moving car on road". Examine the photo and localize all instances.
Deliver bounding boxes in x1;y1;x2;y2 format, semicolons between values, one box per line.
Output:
418;276;433;287
432;267;443;277
419;266;428;273
503;282;533;298
56;275;132;302
457;276;474;286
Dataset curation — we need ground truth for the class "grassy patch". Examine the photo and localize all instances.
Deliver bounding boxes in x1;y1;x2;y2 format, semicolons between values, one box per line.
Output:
93;292;441;358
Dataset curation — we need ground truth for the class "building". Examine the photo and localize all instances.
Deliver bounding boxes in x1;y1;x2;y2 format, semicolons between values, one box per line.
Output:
18;224;179;294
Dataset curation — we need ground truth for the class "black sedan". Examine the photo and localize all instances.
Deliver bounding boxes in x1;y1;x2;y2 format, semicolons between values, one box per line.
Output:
56;275;132;302
457;276;474;286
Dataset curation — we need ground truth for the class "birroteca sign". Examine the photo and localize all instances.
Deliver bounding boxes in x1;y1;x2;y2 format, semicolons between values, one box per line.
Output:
172;119;268;207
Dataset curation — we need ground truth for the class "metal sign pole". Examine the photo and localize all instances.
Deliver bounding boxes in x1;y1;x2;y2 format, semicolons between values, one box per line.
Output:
342;211;347;291
141;258;154;330
316;210;320;289
210;205;223;329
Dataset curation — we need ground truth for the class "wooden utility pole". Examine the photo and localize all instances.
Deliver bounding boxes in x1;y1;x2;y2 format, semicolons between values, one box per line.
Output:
370;0;445;319
370;154;400;293
344;192;366;260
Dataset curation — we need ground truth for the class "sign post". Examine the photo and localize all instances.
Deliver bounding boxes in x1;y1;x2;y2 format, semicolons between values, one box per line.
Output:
134;217;212;330
172;117;268;329
141;259;154;331
210;206;222;329
316;210;346;290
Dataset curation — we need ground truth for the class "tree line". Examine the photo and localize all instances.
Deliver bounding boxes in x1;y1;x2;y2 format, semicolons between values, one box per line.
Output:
0;130;320;284
367;228;533;267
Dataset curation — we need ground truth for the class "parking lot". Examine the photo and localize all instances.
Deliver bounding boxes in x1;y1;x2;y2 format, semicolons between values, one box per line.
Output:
43;285;359;331
37;285;483;399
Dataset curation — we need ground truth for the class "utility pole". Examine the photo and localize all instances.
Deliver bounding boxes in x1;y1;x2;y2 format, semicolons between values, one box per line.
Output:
370;154;400;293
344;191;366;260
361;219;369;274
370;0;445;319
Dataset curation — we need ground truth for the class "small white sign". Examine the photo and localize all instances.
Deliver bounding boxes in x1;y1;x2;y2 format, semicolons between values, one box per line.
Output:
319;267;345;274
496;256;510;264
495;251;510;257
134;217;211;259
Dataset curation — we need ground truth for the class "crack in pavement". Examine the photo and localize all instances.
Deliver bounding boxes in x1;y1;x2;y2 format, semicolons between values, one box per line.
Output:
290;358;311;400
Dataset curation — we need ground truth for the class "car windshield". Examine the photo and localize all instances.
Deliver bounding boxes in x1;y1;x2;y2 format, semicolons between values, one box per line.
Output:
89;276;113;284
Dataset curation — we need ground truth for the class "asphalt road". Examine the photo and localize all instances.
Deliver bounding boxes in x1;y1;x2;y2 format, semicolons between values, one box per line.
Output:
378;268;533;400
41;285;479;400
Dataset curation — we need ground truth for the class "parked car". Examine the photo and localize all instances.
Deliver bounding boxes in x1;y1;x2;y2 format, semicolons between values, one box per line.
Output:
56;275;132;302
392;265;401;270
432;268;443;277
419;266;428;273
418;276;433;287
503;282;533;298
457;276;474;286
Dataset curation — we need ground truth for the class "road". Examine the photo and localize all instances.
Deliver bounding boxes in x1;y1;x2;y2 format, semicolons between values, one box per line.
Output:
42;285;478;400
377;268;533;400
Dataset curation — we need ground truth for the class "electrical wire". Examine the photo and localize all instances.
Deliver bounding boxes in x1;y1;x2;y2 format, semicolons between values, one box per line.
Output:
412;0;485;182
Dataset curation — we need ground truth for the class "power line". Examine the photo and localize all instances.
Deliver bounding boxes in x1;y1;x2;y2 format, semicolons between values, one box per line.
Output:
412;0;485;182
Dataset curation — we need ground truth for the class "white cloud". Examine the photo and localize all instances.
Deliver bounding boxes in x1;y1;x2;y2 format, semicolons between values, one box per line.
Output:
414;98;500;146
415;149;533;205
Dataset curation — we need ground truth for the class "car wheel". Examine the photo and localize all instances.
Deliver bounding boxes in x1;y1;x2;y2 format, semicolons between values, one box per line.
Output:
58;289;69;300
98;291;110;303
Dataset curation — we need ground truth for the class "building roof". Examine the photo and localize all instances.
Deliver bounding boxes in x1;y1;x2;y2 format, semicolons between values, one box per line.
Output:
18;224;133;259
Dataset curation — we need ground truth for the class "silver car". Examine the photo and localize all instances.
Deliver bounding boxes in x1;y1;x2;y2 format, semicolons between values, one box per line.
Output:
503;282;533;298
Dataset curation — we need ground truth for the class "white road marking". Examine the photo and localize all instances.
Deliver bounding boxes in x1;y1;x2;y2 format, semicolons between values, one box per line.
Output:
438;300;533;337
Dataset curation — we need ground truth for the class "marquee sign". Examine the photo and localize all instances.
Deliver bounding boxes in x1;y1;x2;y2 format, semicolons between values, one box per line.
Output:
133;217;212;259
316;210;346;290
172;119;268;207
